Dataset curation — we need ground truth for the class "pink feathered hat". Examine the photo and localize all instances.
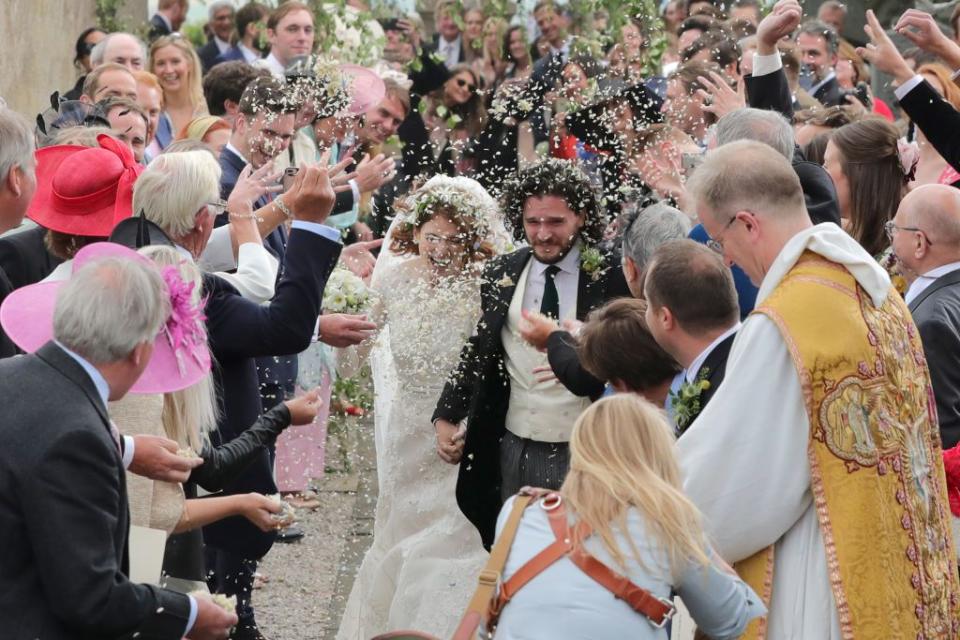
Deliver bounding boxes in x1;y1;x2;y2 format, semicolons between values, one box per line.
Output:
0;242;210;394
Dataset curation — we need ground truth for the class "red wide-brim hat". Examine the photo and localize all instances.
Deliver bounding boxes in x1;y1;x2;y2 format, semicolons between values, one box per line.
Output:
28;134;143;237
0;242;211;395
341;64;386;116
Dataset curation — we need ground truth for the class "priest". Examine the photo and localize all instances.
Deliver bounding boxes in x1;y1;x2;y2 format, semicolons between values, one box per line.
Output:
677;140;960;638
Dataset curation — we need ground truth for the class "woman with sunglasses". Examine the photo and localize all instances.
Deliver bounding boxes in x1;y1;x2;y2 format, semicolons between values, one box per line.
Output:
420;64;487;176
149;34;209;152
62;27;107;102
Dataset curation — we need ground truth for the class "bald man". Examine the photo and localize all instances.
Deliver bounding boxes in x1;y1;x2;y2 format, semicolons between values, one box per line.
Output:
892;184;960;448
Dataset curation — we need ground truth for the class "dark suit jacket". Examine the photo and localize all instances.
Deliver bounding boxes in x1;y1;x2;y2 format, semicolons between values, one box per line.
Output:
0;342;191;638
0;225;63;289
0;265;16;358
677;332;735;436
148;14;171;42
546;329;604;399
812;75;844;107
899;79;960;174
197;40;222;73
433;246;631;548
200;228;340;558
213;45;248;67
430;34;467;68
909;268;960;449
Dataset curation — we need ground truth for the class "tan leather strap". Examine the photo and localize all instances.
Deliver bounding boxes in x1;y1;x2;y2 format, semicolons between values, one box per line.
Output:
451;494;533;640
568;548;675;626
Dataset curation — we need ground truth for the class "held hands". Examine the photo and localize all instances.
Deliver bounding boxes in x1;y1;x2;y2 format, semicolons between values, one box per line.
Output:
857;10;915;85
318;313;378;347
186;592;238;640
284;388;323;425
756;0;802;55
435;419;466;464
518;309;560;352
128;434;203;484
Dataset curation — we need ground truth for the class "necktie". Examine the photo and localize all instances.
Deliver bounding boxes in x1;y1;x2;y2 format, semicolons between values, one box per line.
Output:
540;265;561;319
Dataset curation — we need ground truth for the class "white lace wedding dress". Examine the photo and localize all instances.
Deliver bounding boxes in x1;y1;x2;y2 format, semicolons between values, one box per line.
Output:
336;256;489;639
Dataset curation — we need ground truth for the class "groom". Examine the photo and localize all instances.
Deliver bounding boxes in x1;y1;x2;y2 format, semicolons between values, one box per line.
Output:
432;159;630;547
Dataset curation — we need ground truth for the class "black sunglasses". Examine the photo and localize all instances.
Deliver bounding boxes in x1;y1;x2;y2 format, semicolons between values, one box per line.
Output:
455;77;477;93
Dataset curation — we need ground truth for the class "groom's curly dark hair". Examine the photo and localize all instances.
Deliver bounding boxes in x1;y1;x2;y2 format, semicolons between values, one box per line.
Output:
501;158;608;246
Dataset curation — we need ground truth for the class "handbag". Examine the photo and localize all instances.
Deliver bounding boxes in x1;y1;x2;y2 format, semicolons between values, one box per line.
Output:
372;494;534;640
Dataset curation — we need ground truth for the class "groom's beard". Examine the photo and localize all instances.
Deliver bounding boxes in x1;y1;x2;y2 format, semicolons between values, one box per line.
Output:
530;233;578;265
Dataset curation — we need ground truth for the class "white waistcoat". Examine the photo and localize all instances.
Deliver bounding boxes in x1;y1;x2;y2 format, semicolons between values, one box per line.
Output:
501;259;591;443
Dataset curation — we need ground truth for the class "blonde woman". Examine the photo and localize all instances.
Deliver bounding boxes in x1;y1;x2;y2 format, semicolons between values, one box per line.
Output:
489;395;765;638
111;245;322;593
149;34;208;150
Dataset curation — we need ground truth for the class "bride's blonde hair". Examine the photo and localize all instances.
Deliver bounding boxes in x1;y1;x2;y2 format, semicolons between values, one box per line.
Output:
139;245;218;452
562;394;710;577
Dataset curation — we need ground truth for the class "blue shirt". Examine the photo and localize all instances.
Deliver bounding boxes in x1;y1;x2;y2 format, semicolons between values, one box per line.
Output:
688;224;757;319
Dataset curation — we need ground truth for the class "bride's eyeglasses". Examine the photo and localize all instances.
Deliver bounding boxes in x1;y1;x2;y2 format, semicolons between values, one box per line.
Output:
422;232;465;247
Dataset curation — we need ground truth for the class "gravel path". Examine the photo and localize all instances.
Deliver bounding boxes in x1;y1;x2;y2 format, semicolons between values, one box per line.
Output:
255;416;378;640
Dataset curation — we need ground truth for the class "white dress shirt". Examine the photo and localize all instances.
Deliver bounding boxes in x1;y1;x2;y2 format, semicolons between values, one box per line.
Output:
256;53;286;79
238;42;260;64
438;34;462;68
521;244;581;320
685;322;740;384
214;35;230;55
904;261;960;306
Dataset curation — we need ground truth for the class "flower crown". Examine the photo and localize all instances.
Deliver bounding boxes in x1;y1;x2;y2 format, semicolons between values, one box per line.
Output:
403;176;498;240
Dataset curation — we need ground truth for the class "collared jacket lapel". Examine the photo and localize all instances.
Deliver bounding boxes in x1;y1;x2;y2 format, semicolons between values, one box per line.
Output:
35;341;111;430
909;268;960;313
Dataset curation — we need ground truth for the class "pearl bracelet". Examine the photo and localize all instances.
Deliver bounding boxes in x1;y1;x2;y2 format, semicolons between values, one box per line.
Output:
274;197;294;220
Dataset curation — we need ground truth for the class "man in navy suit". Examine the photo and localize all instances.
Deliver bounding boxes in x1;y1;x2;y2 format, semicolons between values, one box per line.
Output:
213;2;269;68
148;0;187;42
197;1;236;72
643;240;741;435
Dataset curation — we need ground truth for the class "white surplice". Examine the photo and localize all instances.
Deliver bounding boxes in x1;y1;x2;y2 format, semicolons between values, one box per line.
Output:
677;223;892;639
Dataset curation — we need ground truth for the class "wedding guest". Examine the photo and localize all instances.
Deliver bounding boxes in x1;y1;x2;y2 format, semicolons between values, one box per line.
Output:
178;114;232;155
891;185;960;449
214;2;269;67
258;1;315;78
134;70;165;160
643;240;739;434
62;27;107;101
576;298;681;406
503;26;533;81
796;20;843;106
489;394;765;638
90;32;147;72
202;61;268;126
911;63;960;188
149;0;188;42
149;34;210;151
663;61;728;146
101;97;149;162
197;1;235;72
518;201;691;399
0;250;235;639
823;118;914;257
138;149;342;639
0;107;37;357
79;62;139;104
433;159;631;548
432;0;466;69
679;140;959;637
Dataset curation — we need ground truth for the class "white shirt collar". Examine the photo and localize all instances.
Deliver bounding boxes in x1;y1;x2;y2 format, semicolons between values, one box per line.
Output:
685;322;740;384
225;141;249;165
238;42;260;63
905;261;960;306
174;244;195;262
809;70;837;96
440;34;461;50
55;340;110;407
549;38;571;58
533;242;582;277
263;53;286;78
214;36;231;54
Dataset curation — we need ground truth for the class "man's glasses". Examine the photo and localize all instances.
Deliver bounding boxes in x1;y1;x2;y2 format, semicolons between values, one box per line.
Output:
706;215;738;254
455;77;477;93
206;200;229;217
884;220;933;246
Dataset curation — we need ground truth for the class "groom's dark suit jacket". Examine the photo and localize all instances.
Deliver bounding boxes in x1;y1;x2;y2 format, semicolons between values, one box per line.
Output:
678;331;736;436
433;245;631;548
908;268;960;449
0;342;191;639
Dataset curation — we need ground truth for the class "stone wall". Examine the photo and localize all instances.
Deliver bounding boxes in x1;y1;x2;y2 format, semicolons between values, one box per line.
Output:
0;0;148;119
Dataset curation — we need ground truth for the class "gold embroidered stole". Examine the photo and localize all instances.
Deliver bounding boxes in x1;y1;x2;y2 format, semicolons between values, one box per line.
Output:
736;253;959;640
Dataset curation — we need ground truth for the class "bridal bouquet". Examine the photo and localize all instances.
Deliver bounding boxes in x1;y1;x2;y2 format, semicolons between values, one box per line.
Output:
322;268;372;315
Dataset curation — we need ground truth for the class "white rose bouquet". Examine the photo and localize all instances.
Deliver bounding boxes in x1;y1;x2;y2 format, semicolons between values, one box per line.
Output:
322;267;372;314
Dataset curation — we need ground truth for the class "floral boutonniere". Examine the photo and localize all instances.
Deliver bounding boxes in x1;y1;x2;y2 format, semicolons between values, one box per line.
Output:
670;368;711;433
580;247;608;282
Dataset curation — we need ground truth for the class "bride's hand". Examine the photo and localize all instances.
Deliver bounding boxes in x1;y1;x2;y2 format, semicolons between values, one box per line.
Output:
435;419;465;464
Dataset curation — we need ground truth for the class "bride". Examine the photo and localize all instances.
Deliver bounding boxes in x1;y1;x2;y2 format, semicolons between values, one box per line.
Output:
336;176;510;638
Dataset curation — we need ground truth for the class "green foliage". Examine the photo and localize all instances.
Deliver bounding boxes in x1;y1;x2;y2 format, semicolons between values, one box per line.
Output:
95;0;127;32
180;23;208;48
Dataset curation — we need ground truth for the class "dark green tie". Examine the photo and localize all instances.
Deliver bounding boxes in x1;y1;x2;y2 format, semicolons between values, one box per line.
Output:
540;265;561;319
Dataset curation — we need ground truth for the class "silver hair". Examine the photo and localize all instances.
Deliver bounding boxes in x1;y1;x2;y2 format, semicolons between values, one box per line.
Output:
90;33;148;67
715;108;795;161
53;257;169;364
621;201;693;271
0;107;35;183
208;0;235;22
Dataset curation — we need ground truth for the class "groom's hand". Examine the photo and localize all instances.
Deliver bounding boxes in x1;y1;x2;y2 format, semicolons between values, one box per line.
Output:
318;313;377;347
435;419;465;464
